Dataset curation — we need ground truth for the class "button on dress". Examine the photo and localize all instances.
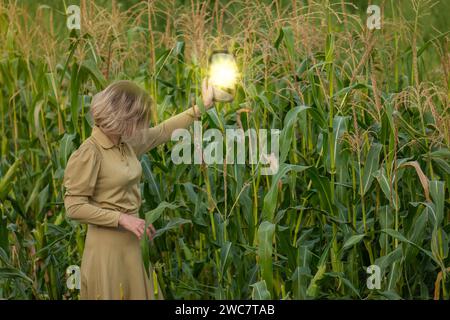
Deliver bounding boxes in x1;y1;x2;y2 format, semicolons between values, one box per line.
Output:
63;108;198;300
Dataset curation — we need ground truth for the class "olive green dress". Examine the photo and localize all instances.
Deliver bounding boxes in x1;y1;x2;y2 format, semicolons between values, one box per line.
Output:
63;108;198;300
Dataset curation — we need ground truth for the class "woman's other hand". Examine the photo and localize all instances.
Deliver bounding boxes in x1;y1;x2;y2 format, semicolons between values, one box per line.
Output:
118;213;156;240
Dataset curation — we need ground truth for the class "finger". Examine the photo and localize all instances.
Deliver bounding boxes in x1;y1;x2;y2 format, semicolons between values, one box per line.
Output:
133;229;141;239
146;226;154;240
203;82;210;100
206;77;214;93
208;84;214;99
149;225;156;240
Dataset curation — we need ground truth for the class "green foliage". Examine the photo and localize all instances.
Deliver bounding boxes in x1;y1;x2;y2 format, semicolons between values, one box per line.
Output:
0;0;449;300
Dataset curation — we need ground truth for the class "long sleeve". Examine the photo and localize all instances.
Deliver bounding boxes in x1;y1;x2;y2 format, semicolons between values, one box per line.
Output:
127;107;198;157
63;142;121;227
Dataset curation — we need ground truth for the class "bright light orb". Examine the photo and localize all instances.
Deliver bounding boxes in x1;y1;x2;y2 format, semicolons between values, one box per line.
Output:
209;54;238;89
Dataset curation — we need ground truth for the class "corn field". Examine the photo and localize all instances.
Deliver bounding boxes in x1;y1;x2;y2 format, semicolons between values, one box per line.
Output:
0;0;449;300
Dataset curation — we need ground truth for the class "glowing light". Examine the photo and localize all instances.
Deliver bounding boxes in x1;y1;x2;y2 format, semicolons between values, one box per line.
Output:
208;54;238;89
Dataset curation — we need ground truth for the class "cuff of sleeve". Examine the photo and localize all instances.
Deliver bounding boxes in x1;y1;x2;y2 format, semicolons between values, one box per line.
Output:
106;210;122;228
187;106;200;119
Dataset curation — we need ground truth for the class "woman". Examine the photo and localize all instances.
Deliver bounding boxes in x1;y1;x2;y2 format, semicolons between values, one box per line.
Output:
63;79;214;299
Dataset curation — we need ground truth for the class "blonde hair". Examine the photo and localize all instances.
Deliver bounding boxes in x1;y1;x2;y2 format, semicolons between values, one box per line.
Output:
90;80;152;138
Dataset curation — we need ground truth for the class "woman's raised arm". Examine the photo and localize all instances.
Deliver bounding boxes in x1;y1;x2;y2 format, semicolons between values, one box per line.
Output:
127;79;214;157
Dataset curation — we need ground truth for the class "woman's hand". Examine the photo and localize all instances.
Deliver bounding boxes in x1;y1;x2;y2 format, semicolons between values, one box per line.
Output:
201;78;214;109
118;213;156;241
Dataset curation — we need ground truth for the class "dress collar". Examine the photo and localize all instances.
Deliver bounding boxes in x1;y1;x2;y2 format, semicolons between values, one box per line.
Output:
91;125;122;149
